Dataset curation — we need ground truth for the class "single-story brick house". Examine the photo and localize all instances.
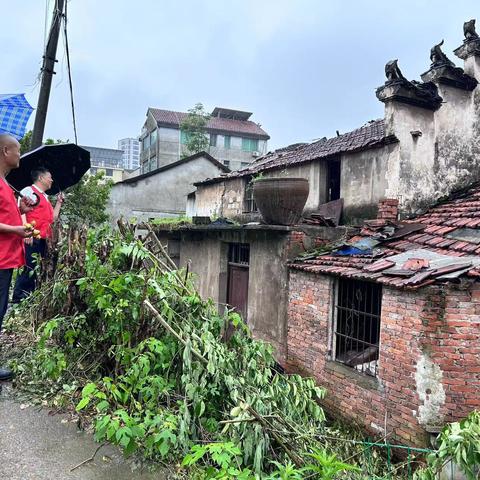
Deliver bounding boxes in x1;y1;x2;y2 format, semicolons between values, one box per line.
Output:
287;186;480;447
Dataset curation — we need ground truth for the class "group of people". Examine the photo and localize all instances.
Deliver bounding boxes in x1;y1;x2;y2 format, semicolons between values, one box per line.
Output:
0;134;63;381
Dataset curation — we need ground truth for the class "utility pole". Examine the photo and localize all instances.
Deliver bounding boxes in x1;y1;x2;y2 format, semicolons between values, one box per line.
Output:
31;0;65;150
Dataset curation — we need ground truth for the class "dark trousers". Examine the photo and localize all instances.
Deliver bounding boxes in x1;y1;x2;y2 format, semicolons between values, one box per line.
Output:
0;269;13;332
12;239;46;303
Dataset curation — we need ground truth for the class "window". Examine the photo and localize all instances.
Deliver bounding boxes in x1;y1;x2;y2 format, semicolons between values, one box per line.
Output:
244;179;257;213
224;135;231;149
150;129;157;146
149;157;157;171
228;243;250;266
105;168;113;177
224;160;230;168
180;130;190;144
242;138;258;152
332;278;382;377
210;134;217;147
142;135;149;151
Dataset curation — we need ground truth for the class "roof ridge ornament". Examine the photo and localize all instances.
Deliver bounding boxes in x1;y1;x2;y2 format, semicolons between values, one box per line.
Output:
423;39;478;91
454;18;480;60
376;59;443;110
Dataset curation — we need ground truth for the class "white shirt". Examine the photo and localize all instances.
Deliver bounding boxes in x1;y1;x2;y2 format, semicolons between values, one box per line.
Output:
18;185;50;206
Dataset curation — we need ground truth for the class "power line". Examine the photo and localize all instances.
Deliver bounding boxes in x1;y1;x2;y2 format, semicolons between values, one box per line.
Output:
63;0;78;144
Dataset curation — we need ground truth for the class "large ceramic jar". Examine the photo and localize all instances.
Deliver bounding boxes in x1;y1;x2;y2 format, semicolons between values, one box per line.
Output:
252;177;309;225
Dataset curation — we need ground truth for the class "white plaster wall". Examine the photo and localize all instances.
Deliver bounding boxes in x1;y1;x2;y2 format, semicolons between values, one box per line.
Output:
108;156;225;223
383;56;480;214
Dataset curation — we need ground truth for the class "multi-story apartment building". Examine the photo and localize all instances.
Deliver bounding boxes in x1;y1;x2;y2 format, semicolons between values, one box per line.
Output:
139;107;270;173
81;145;125;183
118;137;140;170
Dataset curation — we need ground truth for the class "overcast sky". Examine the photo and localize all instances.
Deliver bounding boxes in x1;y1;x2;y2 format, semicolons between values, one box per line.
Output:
2;1;479;150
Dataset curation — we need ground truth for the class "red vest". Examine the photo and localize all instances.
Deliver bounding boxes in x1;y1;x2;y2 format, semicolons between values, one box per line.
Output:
0;178;25;269
26;185;54;239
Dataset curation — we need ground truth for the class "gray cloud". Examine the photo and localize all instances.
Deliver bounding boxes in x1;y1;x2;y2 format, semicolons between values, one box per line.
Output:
3;0;479;150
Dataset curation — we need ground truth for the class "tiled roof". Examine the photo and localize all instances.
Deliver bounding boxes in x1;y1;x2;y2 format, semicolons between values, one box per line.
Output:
196;119;396;185
149;108;269;139
291;182;480;289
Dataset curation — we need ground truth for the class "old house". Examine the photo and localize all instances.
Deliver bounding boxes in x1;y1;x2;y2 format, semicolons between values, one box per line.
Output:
108;152;229;223
192;26;480;222
139;107;270;173
150;23;480;446
288;188;480;446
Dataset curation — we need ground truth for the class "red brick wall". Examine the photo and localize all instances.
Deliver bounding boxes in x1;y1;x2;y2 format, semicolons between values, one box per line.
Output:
377;198;399;221
287;271;480;447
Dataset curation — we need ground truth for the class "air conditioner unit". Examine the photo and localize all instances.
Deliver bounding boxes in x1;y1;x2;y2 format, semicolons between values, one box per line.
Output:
252;151;260;157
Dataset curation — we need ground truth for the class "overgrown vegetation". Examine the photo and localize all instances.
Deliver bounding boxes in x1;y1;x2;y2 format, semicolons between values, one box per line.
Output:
148;216;192;227
3;224;478;479
60;171;113;226
414;410;480;480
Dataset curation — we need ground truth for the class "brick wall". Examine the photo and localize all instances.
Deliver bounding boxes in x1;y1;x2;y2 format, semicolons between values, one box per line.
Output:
377;198;399;221
287;270;480;447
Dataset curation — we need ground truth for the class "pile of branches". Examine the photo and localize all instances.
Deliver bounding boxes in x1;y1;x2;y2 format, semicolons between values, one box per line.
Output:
5;222;416;478
6;222;330;475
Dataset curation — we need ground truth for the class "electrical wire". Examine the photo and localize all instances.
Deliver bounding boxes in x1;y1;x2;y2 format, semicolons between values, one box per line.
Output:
62;0;78;144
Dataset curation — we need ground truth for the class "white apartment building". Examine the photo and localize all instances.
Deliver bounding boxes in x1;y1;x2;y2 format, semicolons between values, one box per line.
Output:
118;137;140;170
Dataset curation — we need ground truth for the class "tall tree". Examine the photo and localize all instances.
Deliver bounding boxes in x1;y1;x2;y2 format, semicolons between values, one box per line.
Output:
60;172;113;226
179;103;210;158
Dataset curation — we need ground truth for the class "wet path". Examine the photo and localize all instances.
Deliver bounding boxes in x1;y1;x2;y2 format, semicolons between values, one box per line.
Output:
0;383;166;480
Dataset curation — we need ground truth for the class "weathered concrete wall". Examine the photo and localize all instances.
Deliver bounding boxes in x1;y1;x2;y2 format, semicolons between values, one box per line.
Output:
382;56;480;215
194;178;247;219
287;272;480;447
177;229;291;360
157;127;180;167
341;145;392;222
263;162;327;212
108;156;225;223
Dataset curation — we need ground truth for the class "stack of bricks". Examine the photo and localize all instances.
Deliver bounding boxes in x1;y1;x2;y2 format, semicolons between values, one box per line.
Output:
377;198;399;221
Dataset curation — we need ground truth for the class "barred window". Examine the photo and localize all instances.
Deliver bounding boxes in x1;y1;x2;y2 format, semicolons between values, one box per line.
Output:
332;278;382;377
244;180;257;213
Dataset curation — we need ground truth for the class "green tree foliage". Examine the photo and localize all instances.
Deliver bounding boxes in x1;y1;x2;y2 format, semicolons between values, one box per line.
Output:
60;172;113;226
414;411;480;480
179;103;210;158
19;130;66;154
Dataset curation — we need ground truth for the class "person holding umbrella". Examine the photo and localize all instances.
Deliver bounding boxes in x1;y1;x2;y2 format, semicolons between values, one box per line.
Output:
0;134;35;381
12;167;64;303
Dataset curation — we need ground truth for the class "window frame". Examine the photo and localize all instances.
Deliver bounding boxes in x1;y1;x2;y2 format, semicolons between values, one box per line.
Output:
224;135;231;149
242;137;259;152
330;278;382;378
244;178;258;213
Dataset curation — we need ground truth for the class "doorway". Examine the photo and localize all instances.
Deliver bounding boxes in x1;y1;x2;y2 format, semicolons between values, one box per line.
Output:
226;243;250;320
326;159;341;202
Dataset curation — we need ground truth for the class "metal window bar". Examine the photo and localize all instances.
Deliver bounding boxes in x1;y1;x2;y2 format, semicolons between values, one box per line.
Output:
244;182;258;213
228;243;250;266
334;278;382;377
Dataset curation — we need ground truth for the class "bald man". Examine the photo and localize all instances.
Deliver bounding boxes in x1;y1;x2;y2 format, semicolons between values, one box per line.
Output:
0;134;35;381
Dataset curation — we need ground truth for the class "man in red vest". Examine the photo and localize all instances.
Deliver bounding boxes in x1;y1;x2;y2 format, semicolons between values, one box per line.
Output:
12;167;64;303
0;134;35;381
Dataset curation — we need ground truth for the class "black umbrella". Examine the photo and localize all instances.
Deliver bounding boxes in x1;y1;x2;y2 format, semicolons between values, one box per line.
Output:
7;143;91;195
